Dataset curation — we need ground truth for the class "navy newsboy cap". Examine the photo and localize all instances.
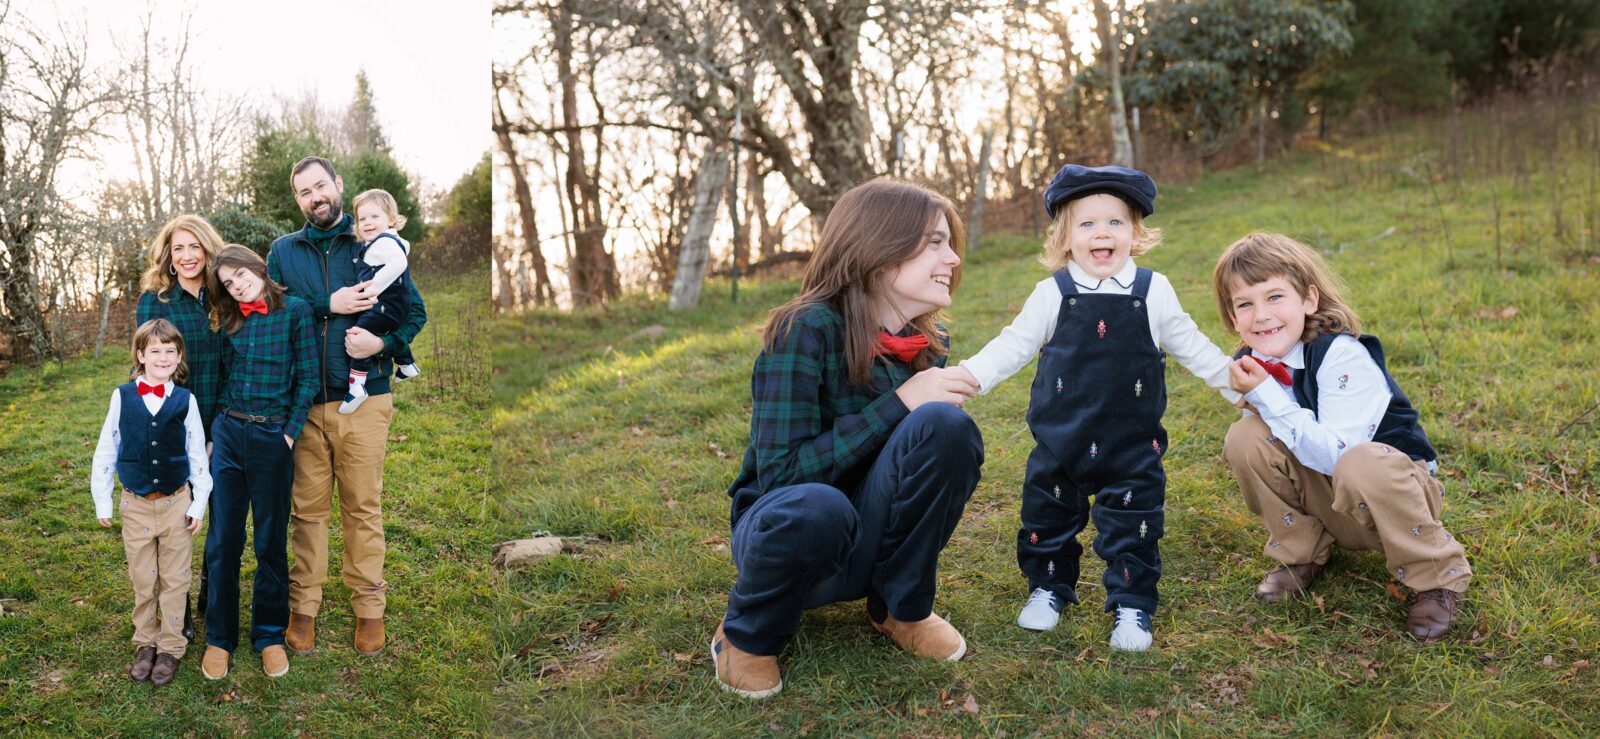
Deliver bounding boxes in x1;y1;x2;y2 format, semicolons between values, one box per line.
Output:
1042;164;1157;219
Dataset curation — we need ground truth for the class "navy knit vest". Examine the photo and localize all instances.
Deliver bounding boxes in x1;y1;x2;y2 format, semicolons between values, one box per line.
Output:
114;382;193;494
1237;334;1435;463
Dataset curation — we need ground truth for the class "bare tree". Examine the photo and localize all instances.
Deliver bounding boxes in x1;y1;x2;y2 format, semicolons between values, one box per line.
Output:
0;5;123;361
551;0;619;306
669;139;728;310
492;72;554;307
1093;0;1133;167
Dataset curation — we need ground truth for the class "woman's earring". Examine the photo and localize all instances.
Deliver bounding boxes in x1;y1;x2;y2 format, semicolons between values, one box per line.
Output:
169;263;177;275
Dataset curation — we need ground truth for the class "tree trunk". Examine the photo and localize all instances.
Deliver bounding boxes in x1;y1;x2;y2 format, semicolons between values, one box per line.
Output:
751;156;777;261
554;0;617;306
1093;0;1133;167
494;93;553;306
669;141;729;311
969;129;994;251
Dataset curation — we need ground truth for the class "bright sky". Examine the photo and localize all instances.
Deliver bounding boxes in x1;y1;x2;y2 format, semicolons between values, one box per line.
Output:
28;0;489;200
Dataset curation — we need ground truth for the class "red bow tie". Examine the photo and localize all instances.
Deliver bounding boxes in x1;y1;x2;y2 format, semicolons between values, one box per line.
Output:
239;299;268;316
137;381;165;398
1248;356;1294;386
877;331;930;362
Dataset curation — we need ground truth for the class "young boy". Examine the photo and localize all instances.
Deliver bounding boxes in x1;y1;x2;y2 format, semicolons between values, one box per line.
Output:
91;318;212;685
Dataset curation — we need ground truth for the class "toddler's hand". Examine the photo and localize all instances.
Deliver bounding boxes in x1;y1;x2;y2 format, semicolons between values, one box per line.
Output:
98;517;112;528
1228;357;1269;394
186;516;202;535
948;364;981;392
896;367;979;410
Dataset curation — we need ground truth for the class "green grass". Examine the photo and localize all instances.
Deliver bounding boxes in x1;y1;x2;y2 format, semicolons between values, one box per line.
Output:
491;106;1600;735
0;266;492;735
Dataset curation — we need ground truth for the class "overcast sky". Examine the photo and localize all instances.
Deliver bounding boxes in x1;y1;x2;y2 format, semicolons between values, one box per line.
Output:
27;0;488;198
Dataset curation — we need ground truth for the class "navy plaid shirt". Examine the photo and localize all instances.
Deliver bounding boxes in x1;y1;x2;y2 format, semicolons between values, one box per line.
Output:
727;303;945;523
218;295;320;439
137;287;226;438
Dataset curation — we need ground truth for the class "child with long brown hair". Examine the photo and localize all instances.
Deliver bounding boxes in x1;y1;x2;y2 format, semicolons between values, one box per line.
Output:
90;318;212;686
198;245;318;680
1214;231;1471;641
712;178;983;699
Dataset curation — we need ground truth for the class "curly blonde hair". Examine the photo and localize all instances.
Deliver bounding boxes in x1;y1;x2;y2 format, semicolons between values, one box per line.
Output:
139;215;226;298
1039;194;1162;272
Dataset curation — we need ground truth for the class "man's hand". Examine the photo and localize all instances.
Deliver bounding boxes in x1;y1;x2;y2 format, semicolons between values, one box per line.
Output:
344;327;384;359
331;280;377;314
1228;357;1270;394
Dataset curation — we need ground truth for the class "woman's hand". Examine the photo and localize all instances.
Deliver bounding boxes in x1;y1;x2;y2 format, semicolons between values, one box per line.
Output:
896;366;980;410
1228;357;1269;394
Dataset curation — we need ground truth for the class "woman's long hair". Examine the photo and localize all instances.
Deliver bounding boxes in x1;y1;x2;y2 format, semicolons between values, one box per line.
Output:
1212;231;1362;349
763;178;966;385
207;245;286;334
139;215;226;299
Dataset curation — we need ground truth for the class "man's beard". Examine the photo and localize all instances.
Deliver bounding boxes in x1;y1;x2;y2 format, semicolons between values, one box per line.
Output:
305;198;343;230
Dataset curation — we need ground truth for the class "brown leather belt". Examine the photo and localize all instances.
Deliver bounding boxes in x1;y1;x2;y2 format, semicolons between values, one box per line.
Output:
225;408;286;423
127;484;189;500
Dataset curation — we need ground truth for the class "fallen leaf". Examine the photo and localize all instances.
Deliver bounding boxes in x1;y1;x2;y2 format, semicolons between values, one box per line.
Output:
1484;665;1501;677
707;442;729;459
1543;655;1558;668
1474;305;1519;320
1312;593;1326;614
1385;582;1409;602
665;499;679;510
672;652;693;663
631;426;646;437
961;694;980;715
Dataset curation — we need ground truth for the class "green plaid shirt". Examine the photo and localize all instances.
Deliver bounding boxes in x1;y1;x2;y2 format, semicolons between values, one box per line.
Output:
218;295;320;439
727;303;945;523
137;288;226;438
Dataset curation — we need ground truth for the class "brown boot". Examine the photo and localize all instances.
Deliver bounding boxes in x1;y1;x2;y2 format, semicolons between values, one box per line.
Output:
869;610;967;662
286;613;316;654
261;645;289;677
710;623;782;699
200;645;229;681
355;617;385;656
127;645;157;682
1407;588;1463;642
149;653;179;686
1255;562;1324;603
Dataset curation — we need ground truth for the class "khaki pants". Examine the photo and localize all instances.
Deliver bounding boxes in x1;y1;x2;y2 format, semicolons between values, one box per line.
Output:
122;489;193;657
288;396;392;618
1223;416;1472;594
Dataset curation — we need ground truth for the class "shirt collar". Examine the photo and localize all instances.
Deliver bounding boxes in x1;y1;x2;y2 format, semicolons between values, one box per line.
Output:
1066;258;1138;291
1250;342;1306;370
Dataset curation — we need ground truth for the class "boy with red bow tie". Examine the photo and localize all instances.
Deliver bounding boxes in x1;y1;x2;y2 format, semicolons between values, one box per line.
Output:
197;244;318;680
91;318;213;686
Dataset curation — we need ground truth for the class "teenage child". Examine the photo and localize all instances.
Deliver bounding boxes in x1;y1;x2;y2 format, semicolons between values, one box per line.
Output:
339;189;420;414
1213;231;1471;641
954;165;1239;651
713;178;984;699
199;245;319;680
90;318;212;686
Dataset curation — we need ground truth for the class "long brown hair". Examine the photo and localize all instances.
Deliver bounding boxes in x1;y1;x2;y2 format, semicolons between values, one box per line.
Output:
208;245;286;334
1212;231;1362;348
764;178;966;385
139;215;225;298
130;318;189;384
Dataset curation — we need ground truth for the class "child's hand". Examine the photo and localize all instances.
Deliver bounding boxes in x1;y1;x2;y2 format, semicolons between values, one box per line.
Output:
98;517;112;528
896;367;979;410
1228;357;1270;394
948;365;982;392
186;516;202;535
284;434;295;449
1235;396;1259;415
331;281;377;314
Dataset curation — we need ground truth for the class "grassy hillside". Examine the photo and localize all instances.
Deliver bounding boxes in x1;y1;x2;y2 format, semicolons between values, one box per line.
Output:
490;103;1599;735
0;266;493;735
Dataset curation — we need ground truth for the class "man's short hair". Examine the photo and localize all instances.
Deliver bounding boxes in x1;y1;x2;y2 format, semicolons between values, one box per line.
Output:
290;156;338;190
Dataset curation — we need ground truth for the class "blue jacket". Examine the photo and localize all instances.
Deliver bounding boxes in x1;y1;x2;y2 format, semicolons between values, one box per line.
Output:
267;213;427;404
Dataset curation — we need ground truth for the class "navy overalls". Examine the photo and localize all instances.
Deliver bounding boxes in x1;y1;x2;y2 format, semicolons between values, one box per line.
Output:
1017;267;1167;615
351;232;415;373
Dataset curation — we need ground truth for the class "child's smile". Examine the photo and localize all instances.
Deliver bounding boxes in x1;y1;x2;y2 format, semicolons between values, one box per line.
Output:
220;266;266;304
357;202;395;242
1229;276;1319;359
1066;194;1135;280
139;340;181;384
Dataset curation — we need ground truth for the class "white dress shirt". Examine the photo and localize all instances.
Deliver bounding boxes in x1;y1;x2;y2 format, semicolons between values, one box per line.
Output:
1242;335;1406;476
90;377;212;521
363;232;410;295
960;259;1241;405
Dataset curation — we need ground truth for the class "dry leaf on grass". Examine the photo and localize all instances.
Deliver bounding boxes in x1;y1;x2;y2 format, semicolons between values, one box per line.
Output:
1474;305;1519;320
1385;582;1409;602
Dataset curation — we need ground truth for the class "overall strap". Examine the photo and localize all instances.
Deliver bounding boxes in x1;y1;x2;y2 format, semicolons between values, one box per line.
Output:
1052;269;1079;296
1131;267;1154;299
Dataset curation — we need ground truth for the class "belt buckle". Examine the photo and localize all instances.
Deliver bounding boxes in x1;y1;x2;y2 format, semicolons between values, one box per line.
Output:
249;413;269;423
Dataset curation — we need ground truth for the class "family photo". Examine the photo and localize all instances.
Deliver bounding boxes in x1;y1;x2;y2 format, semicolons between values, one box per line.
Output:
1;0;1597;735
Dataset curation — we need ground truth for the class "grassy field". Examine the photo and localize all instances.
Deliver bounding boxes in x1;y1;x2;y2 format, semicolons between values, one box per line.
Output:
0;266;493;735
491;102;1600;735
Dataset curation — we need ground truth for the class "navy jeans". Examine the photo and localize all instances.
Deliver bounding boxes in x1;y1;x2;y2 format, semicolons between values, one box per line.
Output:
723;402;984;656
204;414;294;653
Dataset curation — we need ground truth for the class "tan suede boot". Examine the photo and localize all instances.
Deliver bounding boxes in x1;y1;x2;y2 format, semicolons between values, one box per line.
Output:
869;610;967;662
261;645;289;677
200;645;229;681
710;623;782;699
355;617;385;656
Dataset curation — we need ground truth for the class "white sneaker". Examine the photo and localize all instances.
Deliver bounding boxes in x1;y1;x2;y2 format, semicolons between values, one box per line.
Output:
396;363;422;381
1016;588;1063;631
1109;607;1153;651
338;384;369;415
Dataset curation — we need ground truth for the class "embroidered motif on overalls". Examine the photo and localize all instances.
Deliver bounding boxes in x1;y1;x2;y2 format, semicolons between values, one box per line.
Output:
1097;319;1107;339
1135;379;1142;397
